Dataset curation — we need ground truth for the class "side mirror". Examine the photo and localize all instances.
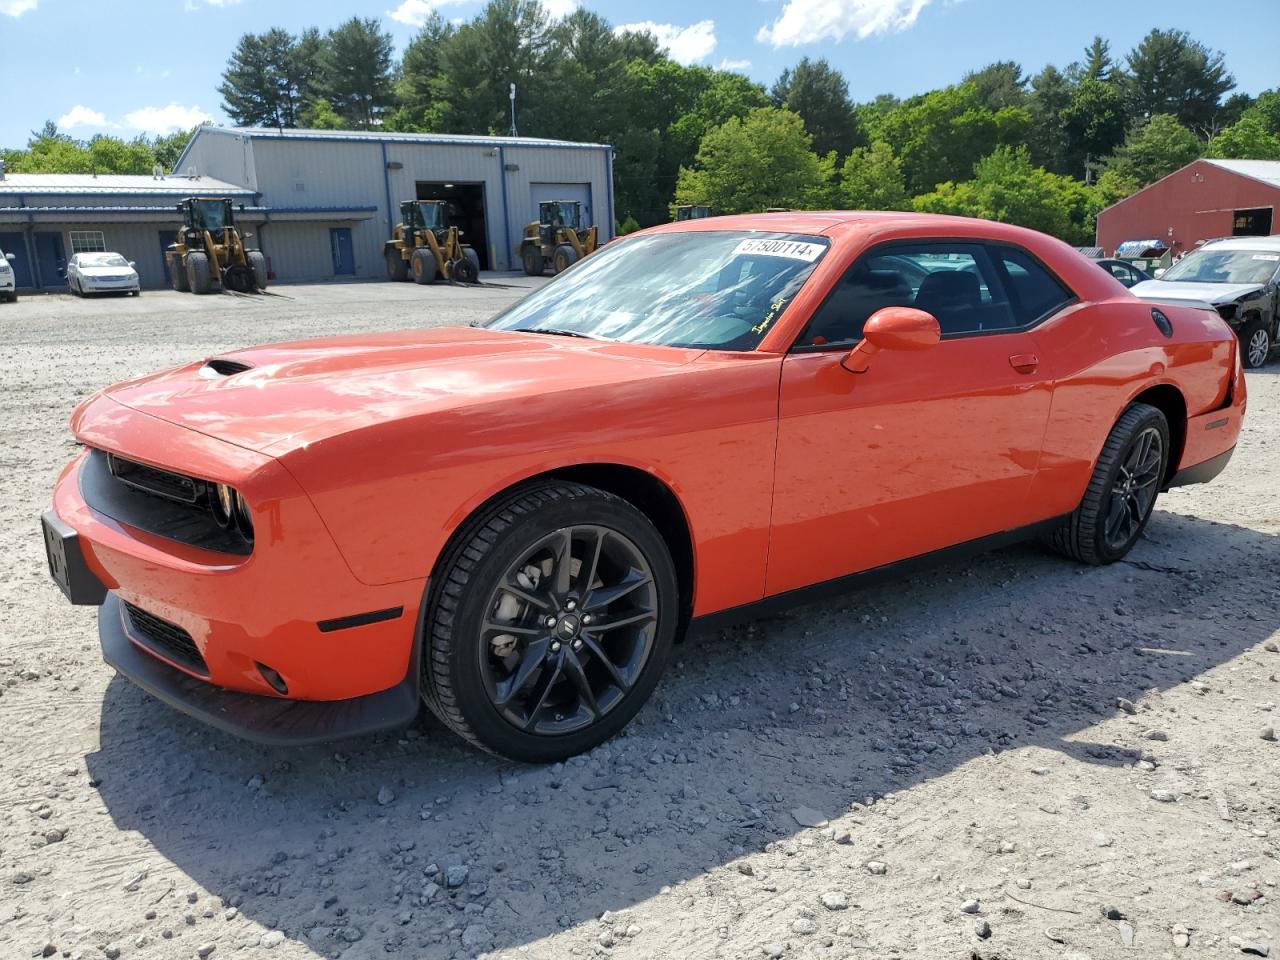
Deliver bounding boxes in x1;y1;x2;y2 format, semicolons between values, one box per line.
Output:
128;261;137;269
4;253;13;262
842;306;941;374
1153;268;1166;278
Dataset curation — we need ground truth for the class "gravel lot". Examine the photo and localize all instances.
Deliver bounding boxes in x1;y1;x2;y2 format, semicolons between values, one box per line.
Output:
1;280;1277;960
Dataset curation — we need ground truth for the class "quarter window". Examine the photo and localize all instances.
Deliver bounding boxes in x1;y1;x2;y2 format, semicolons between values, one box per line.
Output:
69;231;106;254
992;246;1074;324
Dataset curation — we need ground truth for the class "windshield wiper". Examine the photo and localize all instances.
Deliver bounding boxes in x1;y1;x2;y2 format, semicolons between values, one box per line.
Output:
521;327;604;340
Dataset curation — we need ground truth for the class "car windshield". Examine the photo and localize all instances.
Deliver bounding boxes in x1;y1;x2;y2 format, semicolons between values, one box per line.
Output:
78;253;129;267
1161;248;1280;285
486;231;830;350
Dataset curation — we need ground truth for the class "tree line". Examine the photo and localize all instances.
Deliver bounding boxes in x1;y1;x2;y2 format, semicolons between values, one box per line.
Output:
4;0;1279;246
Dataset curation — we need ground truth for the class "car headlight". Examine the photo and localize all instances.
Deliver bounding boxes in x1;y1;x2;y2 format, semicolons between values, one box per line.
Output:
209;482;253;540
234;491;253;537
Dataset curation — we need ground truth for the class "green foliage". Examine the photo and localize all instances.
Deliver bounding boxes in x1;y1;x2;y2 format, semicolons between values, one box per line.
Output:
219;29;315;128
1208;116;1280;161
1123;29;1235;131
962;61;1027;111
1026;65;1074;174
770;57;864;160
1241;89;1280;136
1060;78;1128;174
318;18;395;129
0;123;196;175
866;82;1032;195
1080;36;1114;83
674;107;835;214
1104;114;1202;186
152;129;196;171
616;215;641;235
913;146;1101;245
299;99;346;130
840;141;907;211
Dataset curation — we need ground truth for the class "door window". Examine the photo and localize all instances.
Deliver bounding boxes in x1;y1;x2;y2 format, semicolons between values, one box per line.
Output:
798;242;1016;347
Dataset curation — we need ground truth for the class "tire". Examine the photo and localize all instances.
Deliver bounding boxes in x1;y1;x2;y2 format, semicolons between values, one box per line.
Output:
452;252;479;285
553;244;578;275
5;290;15;303
1240;318;1272;369
70;277;80;297
1045;402;1170;565
185;252;212;295
521;244;544;277
411;247;437;285
385;249;408;282
463;247;481;282
422;481;679;762
169;257;189;292
246;251;268;291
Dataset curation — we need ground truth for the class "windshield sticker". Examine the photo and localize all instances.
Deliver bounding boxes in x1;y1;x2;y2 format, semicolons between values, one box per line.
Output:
1252;254;1279;261
732;238;825;262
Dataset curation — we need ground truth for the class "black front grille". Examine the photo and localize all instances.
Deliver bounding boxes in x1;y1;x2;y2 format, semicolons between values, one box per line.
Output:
108;453;200;504
123;601;209;676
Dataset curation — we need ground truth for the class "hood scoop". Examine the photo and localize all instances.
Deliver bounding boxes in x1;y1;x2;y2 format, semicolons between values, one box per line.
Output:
199;357;254;379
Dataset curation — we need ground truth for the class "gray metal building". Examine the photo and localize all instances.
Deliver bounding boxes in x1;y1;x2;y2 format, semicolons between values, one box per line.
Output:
0;172;258;290
175;126;615;280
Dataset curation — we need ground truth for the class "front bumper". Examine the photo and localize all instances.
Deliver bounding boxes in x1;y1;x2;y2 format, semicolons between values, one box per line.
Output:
99;593;420;745
46;395;429;741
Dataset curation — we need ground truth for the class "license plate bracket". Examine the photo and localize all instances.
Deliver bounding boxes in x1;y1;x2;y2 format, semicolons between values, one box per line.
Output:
41;511;107;606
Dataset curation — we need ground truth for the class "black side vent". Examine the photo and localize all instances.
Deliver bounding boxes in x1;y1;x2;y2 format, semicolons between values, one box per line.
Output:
1150;308;1173;338
200;357;254;379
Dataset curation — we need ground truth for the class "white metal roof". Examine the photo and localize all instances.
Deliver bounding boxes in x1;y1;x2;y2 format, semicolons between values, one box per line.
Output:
1202;159;1280;189
197;125;609;150
1200;234;1280;250
0;173;253;195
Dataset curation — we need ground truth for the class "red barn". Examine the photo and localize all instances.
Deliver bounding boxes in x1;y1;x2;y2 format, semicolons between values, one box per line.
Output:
1096;159;1280;257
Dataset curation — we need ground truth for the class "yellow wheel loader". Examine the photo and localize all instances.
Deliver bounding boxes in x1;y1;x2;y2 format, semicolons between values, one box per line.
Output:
674;204;712;221
384;200;480;285
165;198;266;295
519;201;598;276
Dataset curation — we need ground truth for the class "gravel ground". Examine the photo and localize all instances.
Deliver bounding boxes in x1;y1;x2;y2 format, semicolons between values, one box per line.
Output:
1;280;1277;960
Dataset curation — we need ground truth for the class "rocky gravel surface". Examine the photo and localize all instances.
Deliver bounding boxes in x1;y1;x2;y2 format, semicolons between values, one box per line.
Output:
1;282;1277;960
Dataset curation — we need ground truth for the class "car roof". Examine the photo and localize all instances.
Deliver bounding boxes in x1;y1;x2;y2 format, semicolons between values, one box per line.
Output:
1199;235;1280;252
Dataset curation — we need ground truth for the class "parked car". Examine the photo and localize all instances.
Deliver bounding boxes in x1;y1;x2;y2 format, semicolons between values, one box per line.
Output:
1095;257;1152;288
1130;236;1280;368
0;246;16;302
66;252;141;296
42;213;1245;762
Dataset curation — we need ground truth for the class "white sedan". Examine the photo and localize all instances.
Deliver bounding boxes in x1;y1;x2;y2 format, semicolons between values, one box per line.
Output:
66;252;141;296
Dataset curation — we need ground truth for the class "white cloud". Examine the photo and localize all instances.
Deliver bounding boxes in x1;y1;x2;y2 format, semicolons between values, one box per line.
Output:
757;0;931;47
0;0;37;16
123;104;213;134
542;0;579;16
386;0;474;26
615;19;716;65
57;105;109;130
719;58;752;72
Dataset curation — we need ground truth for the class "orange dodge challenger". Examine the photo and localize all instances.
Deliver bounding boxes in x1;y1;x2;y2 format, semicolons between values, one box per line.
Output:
43;212;1245;761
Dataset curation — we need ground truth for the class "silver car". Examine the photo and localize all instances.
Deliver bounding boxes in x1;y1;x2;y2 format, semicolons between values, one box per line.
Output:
66;252;141;297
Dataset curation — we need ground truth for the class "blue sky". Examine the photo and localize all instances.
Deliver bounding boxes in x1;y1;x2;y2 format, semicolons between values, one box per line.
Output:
1;0;1275;148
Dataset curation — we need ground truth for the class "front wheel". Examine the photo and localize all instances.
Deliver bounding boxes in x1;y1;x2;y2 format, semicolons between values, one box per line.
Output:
1045;402;1169;565
521;244;544;277
421;482;678;762
1240;318;1272;369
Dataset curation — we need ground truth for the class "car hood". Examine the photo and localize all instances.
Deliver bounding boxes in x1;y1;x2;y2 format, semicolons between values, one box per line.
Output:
79;265;136;276
98;325;704;453
1129;279;1263;305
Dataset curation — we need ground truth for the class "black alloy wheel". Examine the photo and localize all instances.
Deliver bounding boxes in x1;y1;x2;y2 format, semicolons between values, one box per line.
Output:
1045;402;1170;565
1102;425;1164;553
421;481;678;762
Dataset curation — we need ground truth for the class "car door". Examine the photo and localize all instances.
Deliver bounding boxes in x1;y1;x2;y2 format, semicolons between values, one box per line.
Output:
766;240;1069;595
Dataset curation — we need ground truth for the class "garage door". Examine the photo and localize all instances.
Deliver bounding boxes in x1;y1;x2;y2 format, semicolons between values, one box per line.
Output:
529;182;593;228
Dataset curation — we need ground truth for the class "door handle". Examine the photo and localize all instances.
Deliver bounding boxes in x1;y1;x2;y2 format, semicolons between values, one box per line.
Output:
1009;353;1039;374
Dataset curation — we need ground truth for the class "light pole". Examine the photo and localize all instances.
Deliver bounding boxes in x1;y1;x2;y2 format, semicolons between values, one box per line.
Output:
509;83;518;138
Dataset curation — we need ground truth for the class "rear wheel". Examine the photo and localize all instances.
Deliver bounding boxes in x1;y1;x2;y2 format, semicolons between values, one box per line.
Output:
1241;318;1272;369
385;248;408;282
521;244;544;277
246;251;268;291
411;248;437;285
169;256;189;292
1045;403;1169;565
185;253;212;295
421;481;678;762
553;244;578;274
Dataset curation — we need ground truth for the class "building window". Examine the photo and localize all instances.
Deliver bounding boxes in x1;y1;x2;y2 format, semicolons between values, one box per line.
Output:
69;231;106;254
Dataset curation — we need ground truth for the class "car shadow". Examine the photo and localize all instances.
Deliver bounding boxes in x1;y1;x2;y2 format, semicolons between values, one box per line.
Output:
85;509;1279;958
